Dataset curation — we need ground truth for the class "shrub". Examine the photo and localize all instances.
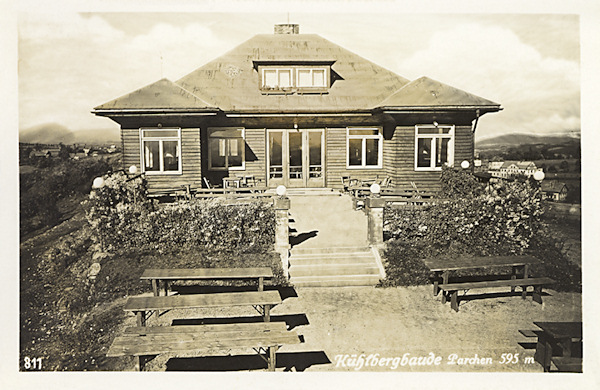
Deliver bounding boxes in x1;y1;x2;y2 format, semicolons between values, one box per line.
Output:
382;167;547;286
84;172;275;255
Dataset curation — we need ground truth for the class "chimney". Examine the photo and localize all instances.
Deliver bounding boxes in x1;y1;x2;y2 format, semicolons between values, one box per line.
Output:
274;24;299;35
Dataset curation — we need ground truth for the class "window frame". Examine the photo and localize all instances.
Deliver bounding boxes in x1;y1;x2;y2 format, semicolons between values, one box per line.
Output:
346;127;383;169
207;127;246;171
295;66;329;89
414;124;455;171
259;65;330;93
139;127;182;175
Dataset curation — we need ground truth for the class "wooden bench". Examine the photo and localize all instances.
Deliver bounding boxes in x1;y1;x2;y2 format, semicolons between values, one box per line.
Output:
141;267;274;296
107;322;301;371
551;356;582;373
124;290;282;326
439;277;554;312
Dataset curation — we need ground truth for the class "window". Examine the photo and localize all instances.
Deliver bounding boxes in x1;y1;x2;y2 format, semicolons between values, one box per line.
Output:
415;125;454;170
140;128;181;174
297;68;326;88
347;127;382;169
263;68;292;89
260;66;329;92
208;128;245;170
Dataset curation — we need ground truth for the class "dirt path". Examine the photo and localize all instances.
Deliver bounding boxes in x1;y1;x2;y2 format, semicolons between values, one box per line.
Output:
119;285;581;372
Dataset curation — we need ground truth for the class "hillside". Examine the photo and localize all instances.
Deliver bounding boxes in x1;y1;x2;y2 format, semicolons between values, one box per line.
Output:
476;132;580;161
20;123;120;145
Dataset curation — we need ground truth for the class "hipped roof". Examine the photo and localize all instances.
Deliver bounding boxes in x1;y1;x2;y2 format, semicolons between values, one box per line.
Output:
94;78;217;112
377;76;500;110
94;33;500;114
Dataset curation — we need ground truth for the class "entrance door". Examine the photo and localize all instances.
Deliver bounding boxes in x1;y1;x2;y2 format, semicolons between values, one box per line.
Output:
267;129;325;188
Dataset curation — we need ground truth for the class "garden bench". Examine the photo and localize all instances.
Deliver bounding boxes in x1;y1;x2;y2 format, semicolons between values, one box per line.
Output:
439;277;555;312
533;321;582;372
141;267;274;296
124;290;281;326
423;256;553;312
106;322;301;371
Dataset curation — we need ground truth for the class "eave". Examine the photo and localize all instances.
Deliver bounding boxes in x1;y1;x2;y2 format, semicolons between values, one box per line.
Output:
92;108;220;117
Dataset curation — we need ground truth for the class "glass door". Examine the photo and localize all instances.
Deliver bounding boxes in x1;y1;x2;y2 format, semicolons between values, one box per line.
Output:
267;129;325;188
307;130;324;187
288;131;304;188
267;130;284;187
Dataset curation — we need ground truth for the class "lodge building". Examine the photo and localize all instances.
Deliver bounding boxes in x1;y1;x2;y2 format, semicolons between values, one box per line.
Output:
93;24;501;194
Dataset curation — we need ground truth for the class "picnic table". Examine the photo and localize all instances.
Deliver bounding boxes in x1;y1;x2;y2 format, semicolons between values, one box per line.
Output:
423;256;554;312
107;321;301;371
533;321;582;372
141;267;274;296
124;290;281;326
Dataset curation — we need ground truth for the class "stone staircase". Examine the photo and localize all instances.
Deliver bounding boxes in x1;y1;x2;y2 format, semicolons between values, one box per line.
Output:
288;246;383;287
286;191;385;287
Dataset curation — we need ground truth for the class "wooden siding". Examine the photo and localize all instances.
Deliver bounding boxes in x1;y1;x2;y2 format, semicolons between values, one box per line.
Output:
243;128;267;183
388;125;474;192
122;128;203;193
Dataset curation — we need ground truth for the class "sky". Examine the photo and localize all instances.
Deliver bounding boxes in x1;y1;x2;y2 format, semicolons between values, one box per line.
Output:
16;5;583;141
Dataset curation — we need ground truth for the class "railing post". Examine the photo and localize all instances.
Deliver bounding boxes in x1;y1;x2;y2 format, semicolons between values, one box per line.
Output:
273;195;291;279
365;195;385;246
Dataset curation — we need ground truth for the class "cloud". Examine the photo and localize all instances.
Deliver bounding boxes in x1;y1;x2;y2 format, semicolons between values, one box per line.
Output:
397;23;580;138
18;12;229;130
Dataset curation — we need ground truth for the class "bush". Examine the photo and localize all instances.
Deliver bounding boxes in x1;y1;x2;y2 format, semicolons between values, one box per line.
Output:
20;158;112;236
84;172;275;255
381;167;546;286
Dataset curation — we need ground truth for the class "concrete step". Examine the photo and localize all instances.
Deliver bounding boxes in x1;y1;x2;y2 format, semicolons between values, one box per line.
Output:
289;253;376;266
290;246;372;255
290;274;382;287
289;263;381;277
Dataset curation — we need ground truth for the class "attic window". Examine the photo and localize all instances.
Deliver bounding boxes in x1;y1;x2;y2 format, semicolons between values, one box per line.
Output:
259;65;330;93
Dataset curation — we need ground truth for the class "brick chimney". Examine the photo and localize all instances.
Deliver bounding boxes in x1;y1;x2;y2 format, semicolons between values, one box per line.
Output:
274;24;299;34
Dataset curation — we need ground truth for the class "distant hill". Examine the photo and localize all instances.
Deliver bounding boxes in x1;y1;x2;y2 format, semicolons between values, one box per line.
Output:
20;123;120;145
476;132;580;148
476;132;580;160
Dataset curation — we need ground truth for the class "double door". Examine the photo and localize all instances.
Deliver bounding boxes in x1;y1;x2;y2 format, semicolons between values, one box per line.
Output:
267;129;325;188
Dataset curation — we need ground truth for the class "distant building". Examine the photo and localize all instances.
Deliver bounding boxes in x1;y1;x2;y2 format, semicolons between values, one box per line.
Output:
29;147;61;158
541;181;568;202
488;160;542;179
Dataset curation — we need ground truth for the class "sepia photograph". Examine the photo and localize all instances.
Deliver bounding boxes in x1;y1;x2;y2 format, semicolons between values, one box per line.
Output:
3;0;599;388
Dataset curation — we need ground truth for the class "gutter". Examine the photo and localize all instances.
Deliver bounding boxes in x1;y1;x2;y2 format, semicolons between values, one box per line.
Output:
91;108;219;117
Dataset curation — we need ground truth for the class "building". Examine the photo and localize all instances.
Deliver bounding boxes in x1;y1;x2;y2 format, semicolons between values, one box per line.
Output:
489;161;542;179
93;24;501;195
541;181;569;202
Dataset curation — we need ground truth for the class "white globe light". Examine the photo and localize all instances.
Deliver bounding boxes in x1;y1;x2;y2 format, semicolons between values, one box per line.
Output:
533;170;545;181
129;165;138;174
276;185;287;197
92;177;105;189
370;183;381;194
461;160;470;169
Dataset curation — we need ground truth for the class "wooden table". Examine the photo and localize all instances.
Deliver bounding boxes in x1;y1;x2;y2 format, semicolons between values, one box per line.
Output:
423;256;552;311
107;321;301;371
124;290;282;326
141;267;274;296
533;321;582;372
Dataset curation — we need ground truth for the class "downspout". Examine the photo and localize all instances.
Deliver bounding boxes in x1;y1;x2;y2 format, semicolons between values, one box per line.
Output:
471;109;481;133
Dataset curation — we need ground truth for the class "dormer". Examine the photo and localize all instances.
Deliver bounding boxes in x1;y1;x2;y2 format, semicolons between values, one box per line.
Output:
254;60;335;94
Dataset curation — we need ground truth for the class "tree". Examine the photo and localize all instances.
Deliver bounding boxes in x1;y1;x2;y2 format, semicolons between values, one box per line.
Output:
559;160;569;172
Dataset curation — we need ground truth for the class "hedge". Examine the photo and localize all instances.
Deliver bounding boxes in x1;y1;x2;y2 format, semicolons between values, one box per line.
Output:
84;172;275;255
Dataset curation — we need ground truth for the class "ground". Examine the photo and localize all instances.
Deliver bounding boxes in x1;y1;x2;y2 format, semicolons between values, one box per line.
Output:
123;285;581;372
18;197;582;373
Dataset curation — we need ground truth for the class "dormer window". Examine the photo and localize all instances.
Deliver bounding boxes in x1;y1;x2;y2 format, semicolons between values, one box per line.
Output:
255;61;334;94
297;68;326;88
263;68;292;89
